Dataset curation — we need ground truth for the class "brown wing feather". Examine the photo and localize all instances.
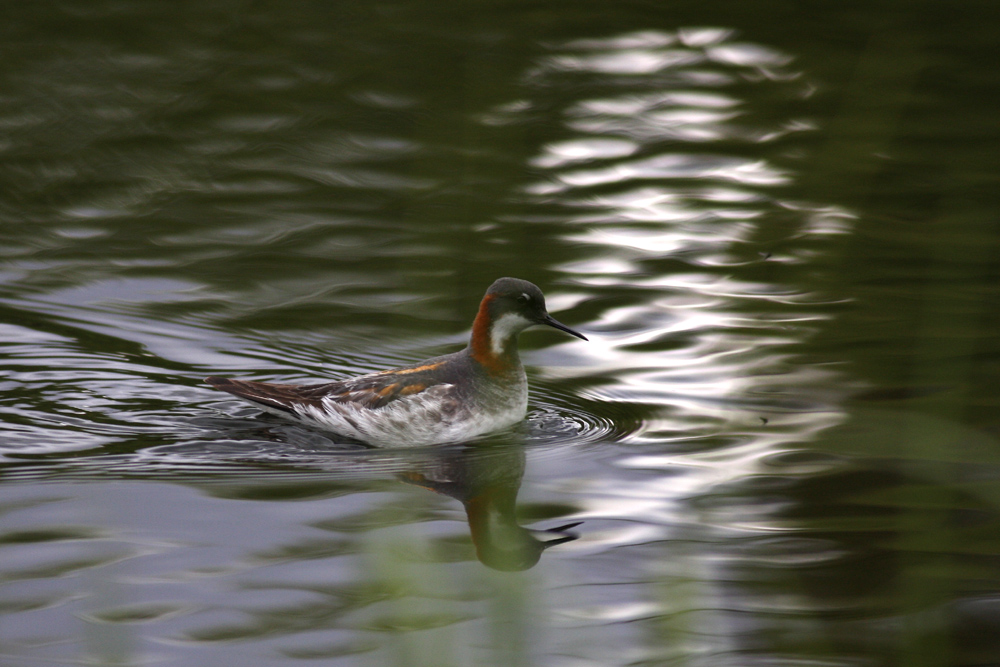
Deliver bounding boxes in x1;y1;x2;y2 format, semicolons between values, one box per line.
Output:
324;374;436;409
205;369;445;412
204;376;321;414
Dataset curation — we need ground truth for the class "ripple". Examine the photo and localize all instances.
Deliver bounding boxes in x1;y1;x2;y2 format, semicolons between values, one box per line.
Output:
526;395;639;447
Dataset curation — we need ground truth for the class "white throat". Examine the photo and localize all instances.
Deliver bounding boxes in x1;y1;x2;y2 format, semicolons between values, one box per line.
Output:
489;313;533;356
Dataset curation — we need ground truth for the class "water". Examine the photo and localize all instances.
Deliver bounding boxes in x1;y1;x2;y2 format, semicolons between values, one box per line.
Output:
3;1;1000;665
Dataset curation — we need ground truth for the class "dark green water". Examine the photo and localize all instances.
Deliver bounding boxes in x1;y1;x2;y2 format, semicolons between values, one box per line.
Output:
3;1;1000;665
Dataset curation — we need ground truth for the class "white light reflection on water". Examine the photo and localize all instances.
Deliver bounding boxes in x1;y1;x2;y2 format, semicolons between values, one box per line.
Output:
513;28;848;432
503;29;854;653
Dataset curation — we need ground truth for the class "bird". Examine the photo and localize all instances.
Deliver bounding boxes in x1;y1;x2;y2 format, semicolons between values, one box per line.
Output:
205;277;588;447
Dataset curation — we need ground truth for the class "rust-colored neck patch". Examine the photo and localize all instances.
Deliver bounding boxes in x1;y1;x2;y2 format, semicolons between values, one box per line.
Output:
469;294;514;374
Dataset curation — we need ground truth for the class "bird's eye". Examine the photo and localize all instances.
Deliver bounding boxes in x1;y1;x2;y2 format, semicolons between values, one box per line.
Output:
517;293;530;304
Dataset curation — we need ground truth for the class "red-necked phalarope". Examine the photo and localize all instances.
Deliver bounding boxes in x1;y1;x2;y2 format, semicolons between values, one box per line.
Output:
205;277;588;446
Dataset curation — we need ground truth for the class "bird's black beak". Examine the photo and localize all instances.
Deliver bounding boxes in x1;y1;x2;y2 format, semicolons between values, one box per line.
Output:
542;314;588;341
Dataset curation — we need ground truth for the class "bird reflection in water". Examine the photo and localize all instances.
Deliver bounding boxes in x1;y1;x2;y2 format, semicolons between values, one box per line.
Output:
196;416;581;570
397;443;581;571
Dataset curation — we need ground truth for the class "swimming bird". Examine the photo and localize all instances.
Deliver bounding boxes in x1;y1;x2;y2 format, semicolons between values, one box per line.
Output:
205;277;587;446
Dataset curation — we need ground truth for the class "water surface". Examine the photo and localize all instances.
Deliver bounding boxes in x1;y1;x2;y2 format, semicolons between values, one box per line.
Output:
3;1;1000;666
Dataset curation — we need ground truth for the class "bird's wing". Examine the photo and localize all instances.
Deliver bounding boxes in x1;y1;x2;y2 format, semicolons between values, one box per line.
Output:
206;362;452;414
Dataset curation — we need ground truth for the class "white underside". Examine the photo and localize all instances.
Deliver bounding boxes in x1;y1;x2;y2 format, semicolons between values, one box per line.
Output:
258;380;528;447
